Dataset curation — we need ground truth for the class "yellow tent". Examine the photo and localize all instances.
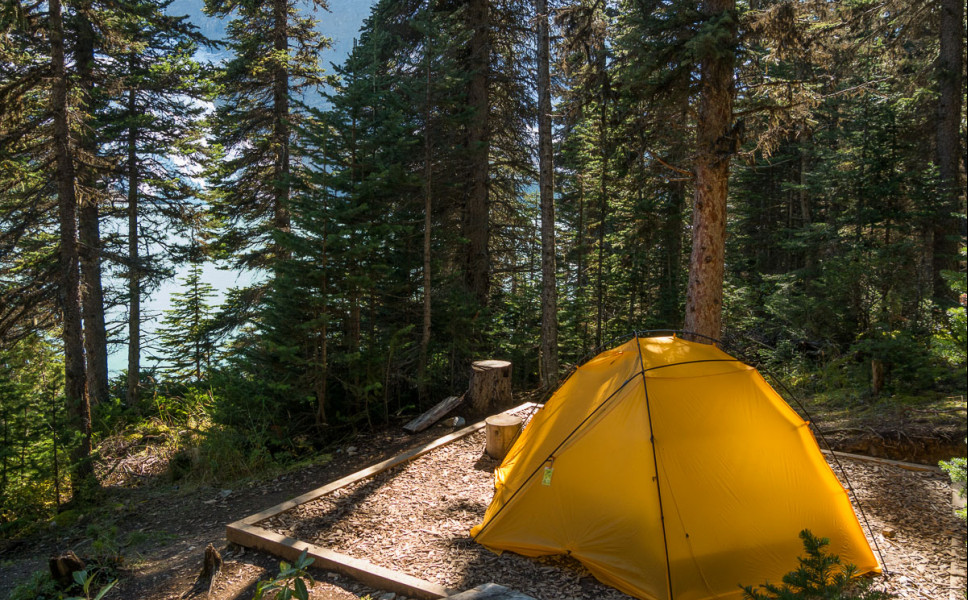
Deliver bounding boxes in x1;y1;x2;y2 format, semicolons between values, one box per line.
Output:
471;335;879;600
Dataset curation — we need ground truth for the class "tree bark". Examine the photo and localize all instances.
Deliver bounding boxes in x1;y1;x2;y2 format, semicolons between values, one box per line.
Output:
932;0;965;301
467;360;512;416
658;178;685;327
536;0;558;389
683;0;737;343
595;87;608;348
463;0;490;306
126;87;141;408
75;6;109;406
419;13;433;401
576;176;588;353
50;0;93;491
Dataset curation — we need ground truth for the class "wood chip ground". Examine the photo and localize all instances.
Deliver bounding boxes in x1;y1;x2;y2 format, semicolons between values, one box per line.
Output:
258;416;966;600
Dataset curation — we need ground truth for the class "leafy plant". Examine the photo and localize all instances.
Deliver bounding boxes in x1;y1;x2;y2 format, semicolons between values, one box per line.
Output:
742;530;892;600
932;255;968;368
65;570;117;600
941;453;967;521
253;549;315;600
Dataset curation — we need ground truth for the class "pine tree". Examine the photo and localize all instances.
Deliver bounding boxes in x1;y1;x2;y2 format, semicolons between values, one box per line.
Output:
681;0;737;342
51;0;94;490
205;0;330;272
95;0;213;407
932;0;964;301
154;262;217;382
536;0;559;389
462;0;491;307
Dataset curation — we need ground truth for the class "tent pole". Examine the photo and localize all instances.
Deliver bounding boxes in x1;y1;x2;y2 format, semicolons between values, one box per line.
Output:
634;331;675;600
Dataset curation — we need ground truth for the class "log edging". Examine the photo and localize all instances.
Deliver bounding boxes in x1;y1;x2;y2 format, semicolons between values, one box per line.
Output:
227;402;539;599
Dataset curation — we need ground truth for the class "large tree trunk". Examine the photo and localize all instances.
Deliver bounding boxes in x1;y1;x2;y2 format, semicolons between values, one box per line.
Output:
658;178;685;327
463;0;490;306
50;0;93;492
932;0;965;301
595;84;609;348
273;0;291;261
536;0;558;389
419;30;433;401
79;202;108;406
576;176;588;354
75;7;109;406
683;0;737;343
126;88;141;408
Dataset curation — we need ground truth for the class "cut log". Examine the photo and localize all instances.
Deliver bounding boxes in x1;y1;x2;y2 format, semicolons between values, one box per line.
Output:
467;360;512;417
404;395;463;433
485;413;523;460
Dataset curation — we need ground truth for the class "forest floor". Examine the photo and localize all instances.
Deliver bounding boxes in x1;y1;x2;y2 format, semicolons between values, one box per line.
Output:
1;423;450;600
1;392;965;600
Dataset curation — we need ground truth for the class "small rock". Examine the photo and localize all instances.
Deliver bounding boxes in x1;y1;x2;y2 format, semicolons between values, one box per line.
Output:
377;593;396;600
219;489;232;498
882;527;895;538
346;446;358;456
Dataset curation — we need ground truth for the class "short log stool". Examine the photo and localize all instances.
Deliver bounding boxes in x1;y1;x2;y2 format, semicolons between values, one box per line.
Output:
484;413;523;461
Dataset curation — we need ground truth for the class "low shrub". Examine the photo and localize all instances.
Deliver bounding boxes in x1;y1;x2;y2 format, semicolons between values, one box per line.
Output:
742;530;892;600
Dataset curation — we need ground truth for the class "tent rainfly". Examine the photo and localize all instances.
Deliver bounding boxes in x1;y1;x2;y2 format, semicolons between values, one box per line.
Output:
471;334;879;600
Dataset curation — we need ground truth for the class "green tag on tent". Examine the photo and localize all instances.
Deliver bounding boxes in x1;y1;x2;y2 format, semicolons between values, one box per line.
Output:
542;466;554;486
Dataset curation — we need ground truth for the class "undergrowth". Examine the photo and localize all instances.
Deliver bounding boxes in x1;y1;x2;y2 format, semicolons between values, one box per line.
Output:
742;530;892;600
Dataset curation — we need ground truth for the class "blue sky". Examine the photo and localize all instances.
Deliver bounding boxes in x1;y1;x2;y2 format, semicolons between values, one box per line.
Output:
107;0;377;375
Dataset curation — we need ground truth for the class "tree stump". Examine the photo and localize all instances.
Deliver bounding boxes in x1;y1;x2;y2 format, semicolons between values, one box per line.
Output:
871;359;885;396
49;551;85;588
485;413;523;460
467;360;512;416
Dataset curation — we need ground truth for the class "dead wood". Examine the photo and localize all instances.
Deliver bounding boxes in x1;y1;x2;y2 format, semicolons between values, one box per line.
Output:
404;395;464;433
49;551;85;588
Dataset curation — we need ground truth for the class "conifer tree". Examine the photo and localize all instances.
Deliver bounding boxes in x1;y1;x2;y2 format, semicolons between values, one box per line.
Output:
462;0;491;307
933;0;965;301
536;0;558;388
1;0;208;489
96;0;213;406
682;0;737;342
154;262;217;382
1;0;97;489
205;0;329;272
51;0;94;489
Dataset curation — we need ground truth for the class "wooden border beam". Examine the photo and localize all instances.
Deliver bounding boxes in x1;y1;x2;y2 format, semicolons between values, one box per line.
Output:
227;522;453;599
227;403;538;599
821;449;943;472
